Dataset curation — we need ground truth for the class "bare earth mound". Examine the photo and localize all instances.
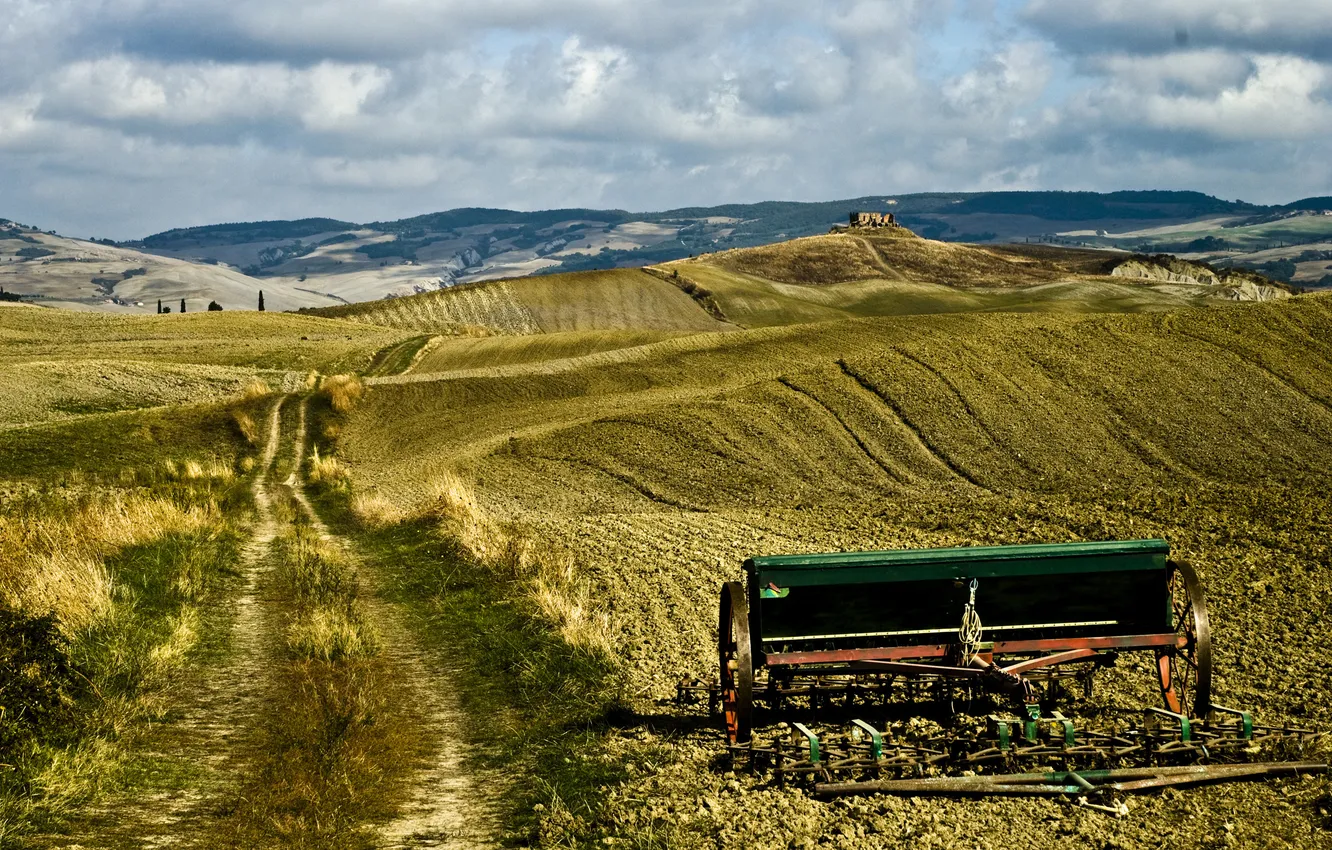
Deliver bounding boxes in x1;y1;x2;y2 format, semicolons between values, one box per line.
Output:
710;234;894;284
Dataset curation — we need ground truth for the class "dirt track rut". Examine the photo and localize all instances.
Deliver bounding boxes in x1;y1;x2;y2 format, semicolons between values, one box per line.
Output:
32;395;492;849
289;396;497;849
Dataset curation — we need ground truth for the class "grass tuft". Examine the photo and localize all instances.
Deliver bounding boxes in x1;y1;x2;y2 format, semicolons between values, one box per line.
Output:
307;445;351;490
348;491;408;529
320;374;364;414
231;409;259;444
286;607;379;661
238;378;271;401
423;472;614;658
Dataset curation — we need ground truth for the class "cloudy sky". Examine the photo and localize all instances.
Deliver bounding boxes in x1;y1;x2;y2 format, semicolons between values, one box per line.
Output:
2;0;1330;239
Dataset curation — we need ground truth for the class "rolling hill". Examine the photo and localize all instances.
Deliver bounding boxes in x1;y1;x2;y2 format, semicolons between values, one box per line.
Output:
303;229;1288;345
338;289;1332;848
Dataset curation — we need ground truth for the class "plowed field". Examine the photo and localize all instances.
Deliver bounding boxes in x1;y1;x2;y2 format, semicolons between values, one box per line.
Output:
341;294;1332;848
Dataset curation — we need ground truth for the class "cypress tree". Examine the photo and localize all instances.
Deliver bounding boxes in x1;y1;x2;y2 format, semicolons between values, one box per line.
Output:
156;299;162;314
180;298;186;314
258;290;265;312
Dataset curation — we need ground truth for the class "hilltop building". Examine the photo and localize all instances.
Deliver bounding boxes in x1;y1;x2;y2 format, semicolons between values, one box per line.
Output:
849;211;898;228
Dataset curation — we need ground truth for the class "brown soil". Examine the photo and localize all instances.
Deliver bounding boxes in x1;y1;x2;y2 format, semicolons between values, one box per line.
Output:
340;293;1332;847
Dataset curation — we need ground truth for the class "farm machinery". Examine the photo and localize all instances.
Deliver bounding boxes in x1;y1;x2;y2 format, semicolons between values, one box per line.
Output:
680;539;1326;800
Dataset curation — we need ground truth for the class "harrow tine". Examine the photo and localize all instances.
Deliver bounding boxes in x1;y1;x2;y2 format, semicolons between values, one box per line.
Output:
814;762;1329;798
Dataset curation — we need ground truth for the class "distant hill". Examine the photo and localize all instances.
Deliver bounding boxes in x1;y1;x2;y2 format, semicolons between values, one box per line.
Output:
1282;197;1332;212
135;218;357;249
0;221;342;313
302;228;1289;341
6;190;1331;313
944;190;1257;220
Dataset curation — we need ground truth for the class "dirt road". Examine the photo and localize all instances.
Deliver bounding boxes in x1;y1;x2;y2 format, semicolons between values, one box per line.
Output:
288;395;496;849
29;395;492;849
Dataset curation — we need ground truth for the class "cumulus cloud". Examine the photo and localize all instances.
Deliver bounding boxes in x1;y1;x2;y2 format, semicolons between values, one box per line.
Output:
0;0;1329;238
943;41;1052;121
1082;54;1332;140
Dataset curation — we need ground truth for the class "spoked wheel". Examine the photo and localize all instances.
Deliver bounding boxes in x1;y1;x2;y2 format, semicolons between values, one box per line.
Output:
718;581;753;744
1156;560;1212;717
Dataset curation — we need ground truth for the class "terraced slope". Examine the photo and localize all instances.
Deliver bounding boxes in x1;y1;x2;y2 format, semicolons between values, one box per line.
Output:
340;293;1332;848
412;329;693;373
308;269;730;336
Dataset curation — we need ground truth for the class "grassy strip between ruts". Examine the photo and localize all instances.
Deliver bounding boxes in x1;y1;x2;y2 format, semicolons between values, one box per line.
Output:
313;494;631;846
304;383;629;846
211;481;425;848
0;479;248;844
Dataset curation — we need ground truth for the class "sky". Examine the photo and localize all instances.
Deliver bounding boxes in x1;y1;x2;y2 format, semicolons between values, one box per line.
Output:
2;0;1330;240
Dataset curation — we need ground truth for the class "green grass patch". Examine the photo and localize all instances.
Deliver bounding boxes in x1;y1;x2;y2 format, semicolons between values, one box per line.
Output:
363;334;435;377
314;494;626;846
0;395;272;483
0;489;246;841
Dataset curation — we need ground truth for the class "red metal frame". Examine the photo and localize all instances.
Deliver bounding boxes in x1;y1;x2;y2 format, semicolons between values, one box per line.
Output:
1000;648;1099;675
762;633;1184;668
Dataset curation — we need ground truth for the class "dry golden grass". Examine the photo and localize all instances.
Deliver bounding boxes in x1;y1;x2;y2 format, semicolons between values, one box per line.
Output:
348;491;409;529
348;469;614;654
239;378;271;401
286;607;379;661
156;457;235;484
0;488;222;632
321;374;365;414
417;471;613;655
307;445;351;489
231;409;259;444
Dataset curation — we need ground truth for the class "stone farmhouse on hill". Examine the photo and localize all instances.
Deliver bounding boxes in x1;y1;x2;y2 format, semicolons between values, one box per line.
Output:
849;211;898;228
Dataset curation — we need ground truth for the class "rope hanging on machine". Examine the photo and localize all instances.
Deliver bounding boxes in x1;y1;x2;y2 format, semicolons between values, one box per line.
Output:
959;578;983;663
